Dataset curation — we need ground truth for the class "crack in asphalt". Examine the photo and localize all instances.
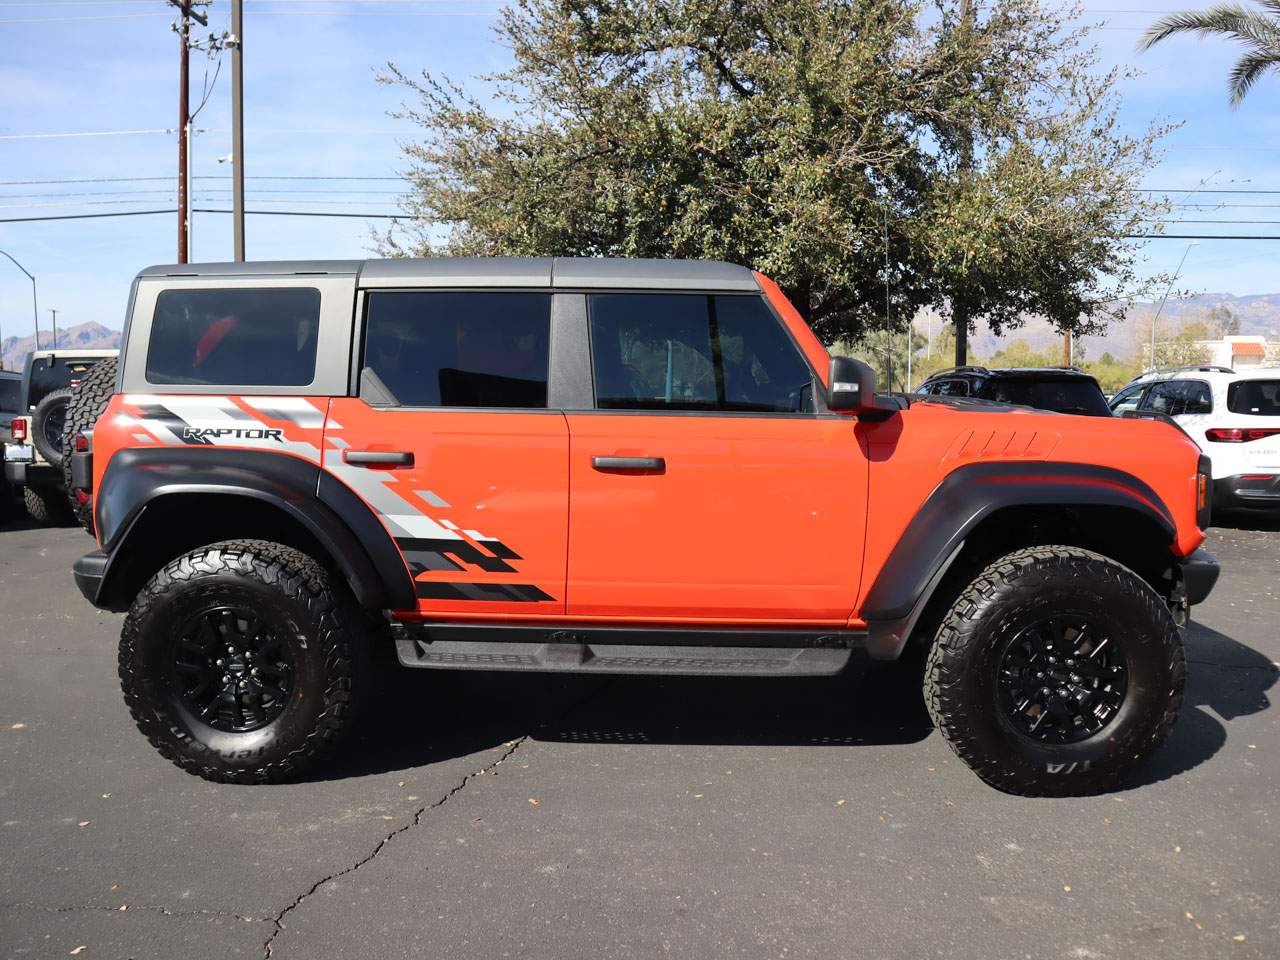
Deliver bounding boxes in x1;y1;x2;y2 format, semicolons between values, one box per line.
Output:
1;900;265;923
261;735;530;959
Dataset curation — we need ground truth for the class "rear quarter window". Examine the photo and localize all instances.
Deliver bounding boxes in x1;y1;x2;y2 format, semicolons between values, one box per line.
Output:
145;287;321;386
1228;379;1280;416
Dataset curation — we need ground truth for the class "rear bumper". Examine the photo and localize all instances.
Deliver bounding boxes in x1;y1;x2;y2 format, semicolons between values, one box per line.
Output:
1214;474;1280;510
1177;547;1220;607
73;550;109;606
4;460;25;486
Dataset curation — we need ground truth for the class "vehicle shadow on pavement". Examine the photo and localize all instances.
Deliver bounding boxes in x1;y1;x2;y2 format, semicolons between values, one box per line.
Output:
1124;622;1276;790
1212;511;1280;533
324;624;1274;788
321;655;933;781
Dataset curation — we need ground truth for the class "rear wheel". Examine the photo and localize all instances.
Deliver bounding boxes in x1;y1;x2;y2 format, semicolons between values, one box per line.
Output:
24;484;70;525
31;387;72;467
924;545;1184;797
119;540;365;783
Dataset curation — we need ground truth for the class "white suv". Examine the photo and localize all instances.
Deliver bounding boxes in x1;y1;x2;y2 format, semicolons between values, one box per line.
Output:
1110;365;1280;512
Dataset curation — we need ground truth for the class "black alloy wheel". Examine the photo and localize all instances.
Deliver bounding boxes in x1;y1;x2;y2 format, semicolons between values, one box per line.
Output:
996;614;1127;745
170;606;296;734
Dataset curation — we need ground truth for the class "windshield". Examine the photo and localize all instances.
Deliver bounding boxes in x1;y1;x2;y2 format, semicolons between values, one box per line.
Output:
1227;380;1280;417
977;377;1111;416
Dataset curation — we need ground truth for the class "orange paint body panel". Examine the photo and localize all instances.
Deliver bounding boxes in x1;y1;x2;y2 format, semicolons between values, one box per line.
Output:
851;402;1206;619
325;399;569;617
565;413;867;622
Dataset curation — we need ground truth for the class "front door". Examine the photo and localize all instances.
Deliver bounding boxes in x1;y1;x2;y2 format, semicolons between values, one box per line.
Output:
566;292;868;623
326;289;568;617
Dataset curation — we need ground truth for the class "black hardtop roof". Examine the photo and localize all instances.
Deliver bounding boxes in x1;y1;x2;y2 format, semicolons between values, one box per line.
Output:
135;257;761;292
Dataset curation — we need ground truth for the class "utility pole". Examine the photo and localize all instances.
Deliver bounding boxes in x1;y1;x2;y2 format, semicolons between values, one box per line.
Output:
230;0;245;260
170;0;207;264
1063;330;1072;367
49;309;58;349
0;248;39;358
953;0;974;367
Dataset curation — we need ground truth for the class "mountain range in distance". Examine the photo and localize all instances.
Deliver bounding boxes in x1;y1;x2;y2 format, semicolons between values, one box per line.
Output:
1;321;121;373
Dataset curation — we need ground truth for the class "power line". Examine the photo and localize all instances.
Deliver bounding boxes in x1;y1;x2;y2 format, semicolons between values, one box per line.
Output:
0;176;405;185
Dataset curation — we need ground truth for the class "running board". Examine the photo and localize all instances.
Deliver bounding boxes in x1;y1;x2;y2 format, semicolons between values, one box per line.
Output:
391;623;862;677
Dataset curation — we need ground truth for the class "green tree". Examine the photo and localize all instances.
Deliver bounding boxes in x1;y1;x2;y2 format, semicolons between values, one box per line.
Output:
381;0;1171;350
1140;1;1280;105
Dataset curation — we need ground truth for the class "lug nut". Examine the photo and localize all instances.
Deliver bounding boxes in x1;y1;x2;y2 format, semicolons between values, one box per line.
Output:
215;658;225;667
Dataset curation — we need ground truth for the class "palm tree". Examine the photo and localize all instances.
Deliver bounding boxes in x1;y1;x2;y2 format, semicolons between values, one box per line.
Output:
1139;0;1280;105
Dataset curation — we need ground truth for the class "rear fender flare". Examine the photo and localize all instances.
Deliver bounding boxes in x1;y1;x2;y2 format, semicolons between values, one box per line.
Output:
94;447;415;610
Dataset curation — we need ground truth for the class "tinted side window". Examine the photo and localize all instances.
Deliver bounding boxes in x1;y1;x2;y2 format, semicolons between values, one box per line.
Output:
588;294;813;413
0;375;19;413
362;291;550;408
1227;380;1280;416
1143;380;1212;417
1109;384;1145;414
147;288;321;386
931;379;970;397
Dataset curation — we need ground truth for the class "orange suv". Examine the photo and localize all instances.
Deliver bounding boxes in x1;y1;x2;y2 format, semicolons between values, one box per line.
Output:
72;258;1218;795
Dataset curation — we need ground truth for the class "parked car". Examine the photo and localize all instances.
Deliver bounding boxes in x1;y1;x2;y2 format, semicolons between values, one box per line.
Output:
5;349;118;523
0;369;22;518
1110;365;1280;513
916;365;1113;417
74;258;1217;796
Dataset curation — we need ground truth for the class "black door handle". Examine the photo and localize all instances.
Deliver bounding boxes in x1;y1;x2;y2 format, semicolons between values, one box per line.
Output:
343;450;414;466
592;456;665;472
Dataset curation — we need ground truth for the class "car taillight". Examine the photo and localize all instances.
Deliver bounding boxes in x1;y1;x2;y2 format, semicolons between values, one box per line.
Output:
11;417;26;441
74;433;89;452
1205;427;1280;442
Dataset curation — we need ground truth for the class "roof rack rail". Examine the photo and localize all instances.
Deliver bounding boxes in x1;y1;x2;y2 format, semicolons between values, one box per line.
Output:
1127;364;1235;384
922;365;990;379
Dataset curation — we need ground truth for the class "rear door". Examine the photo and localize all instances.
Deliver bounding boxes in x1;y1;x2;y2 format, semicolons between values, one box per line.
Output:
564;291;867;623
326;289;569;616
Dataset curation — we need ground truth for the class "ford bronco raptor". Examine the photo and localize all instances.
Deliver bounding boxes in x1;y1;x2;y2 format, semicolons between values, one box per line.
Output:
72;258;1219;795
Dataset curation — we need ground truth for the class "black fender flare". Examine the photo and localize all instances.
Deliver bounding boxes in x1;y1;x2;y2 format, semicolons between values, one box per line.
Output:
861;461;1176;659
93;447;415;610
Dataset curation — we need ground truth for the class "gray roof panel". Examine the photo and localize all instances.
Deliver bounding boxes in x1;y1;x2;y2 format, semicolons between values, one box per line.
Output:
358;256;552;288
552;257;759;291
138;260;361;278
138;257;760;292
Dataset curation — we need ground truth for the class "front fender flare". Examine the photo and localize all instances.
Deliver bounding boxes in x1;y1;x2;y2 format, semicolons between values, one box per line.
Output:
861;461;1176;659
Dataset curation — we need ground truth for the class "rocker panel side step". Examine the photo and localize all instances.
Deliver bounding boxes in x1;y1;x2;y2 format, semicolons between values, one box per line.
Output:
393;632;858;677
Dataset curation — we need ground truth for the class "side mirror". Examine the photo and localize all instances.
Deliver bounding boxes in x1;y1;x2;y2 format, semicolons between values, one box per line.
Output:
826;356;877;414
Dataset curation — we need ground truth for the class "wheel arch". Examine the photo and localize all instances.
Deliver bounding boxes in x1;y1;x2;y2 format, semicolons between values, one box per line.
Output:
91;447;415;612
862;461;1180;660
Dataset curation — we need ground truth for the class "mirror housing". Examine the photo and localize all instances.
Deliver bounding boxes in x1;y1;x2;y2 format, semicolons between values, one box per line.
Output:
826;356;878;414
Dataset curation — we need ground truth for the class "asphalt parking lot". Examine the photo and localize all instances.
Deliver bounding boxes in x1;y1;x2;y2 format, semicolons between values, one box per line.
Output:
1;517;1277;960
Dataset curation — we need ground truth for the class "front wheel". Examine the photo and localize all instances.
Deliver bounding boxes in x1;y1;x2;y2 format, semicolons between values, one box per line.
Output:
119;540;365;783
924;545;1184;797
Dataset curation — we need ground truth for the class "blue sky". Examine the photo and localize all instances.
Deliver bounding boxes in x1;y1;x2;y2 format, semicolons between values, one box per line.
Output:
1;0;1278;347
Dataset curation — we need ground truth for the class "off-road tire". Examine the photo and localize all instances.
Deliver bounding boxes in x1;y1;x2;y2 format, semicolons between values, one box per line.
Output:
62;355;118;533
119;540;365;784
31;387;73;467
924;545;1184;797
24;484;70;525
